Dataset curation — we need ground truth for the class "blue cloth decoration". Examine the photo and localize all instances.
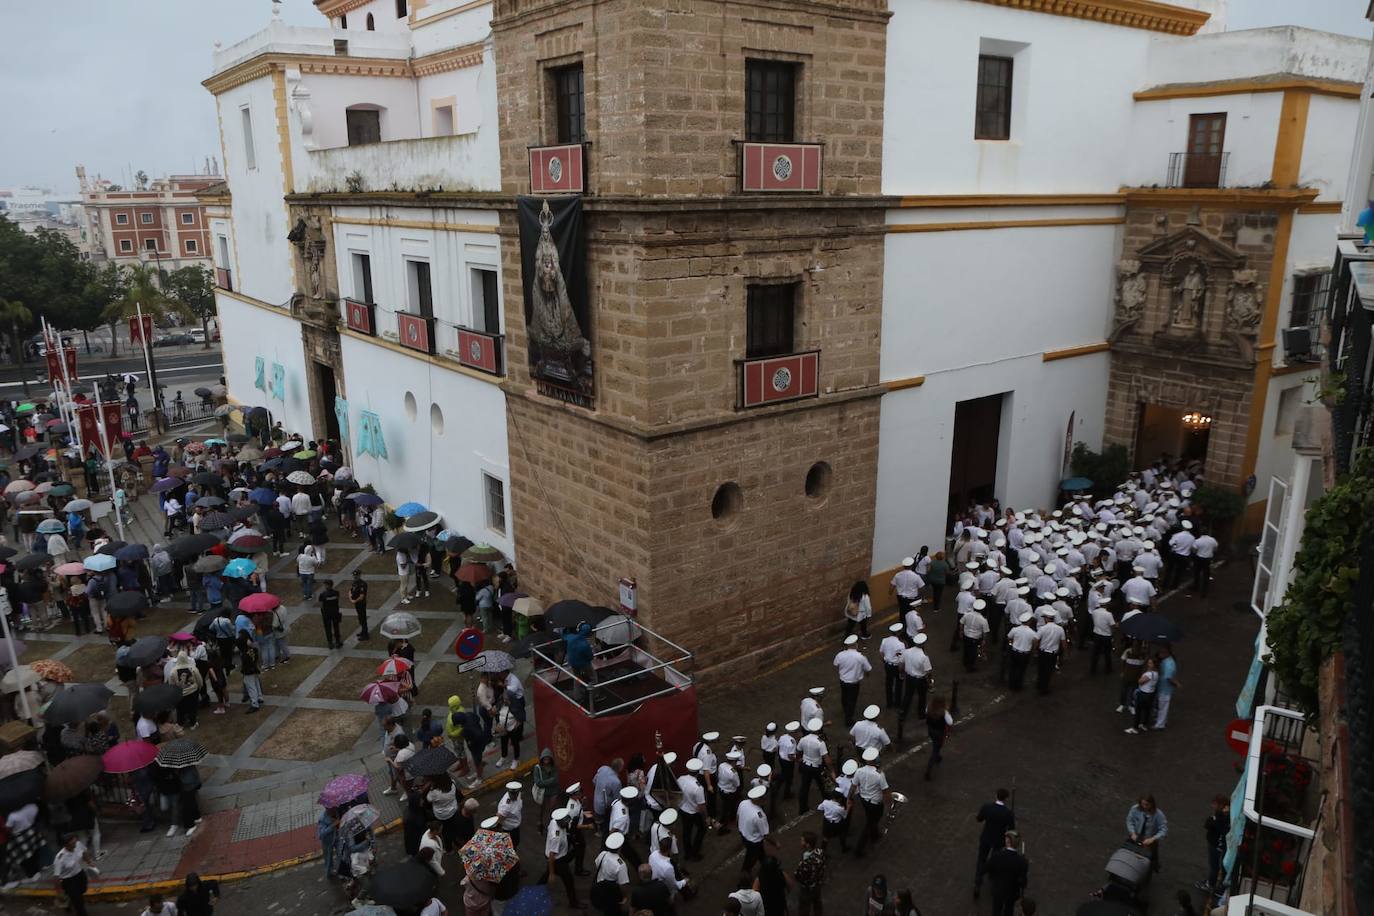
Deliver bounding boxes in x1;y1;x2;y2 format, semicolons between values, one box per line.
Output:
270;363;285;402
254;357;266;392
1358;199;1374;244
334;396;350;445
357;410;387;460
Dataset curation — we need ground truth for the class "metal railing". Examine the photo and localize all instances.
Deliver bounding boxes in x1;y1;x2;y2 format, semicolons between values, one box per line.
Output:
530;618;694;717
1344;514;1374;908
1166;151;1230;188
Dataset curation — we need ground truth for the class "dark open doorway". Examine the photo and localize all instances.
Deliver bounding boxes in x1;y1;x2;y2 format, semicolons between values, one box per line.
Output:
948;393;1004;524
315;362;340;444
1134;403;1210;469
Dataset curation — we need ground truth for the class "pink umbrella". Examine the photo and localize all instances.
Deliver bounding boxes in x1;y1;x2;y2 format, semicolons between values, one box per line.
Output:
169;632;197;643
55;562;86;576
319;773;369;807
376;657;412;679
359;681;400;705
102;740;159;774
238;593;281;613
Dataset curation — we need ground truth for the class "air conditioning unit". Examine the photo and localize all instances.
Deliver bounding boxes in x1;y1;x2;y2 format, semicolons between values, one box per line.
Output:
1281;327;1314;363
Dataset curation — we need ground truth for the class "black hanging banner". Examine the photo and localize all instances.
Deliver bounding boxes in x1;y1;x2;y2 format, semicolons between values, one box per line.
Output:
517;195;592;407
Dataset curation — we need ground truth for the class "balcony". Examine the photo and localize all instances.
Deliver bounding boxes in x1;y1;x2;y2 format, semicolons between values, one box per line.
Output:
528;143;586;194
448;327;504;377
736;350;820;409
738;141;823;193
396;312;436;355
1167;151;1230;189
341;298;376;336
215;267;233;292
304;132;500;194
210;21;410;76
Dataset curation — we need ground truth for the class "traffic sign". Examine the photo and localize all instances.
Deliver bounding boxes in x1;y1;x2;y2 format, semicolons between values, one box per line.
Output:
458;657;486;673
454;627;484;660
1225;718;1251;755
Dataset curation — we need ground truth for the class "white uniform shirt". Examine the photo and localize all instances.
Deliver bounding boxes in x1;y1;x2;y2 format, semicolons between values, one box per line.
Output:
760;733;778;756
677;775;705;814
976;570;999;594
1037;622;1066;654
818;798;846;823
1007;624;1037;653
833;649;871;684
650;849;685;891
1134;552;1163;580
1192;534;1218;559
497;793;523;830
853;765;889;804
961;611;990;639
545;821;569;859
892;569;924;598
904;609;925;640
609;798;631;833
737;799;769;843
1005;598;1031;624
800;697;822;725
901;646;931;678
595;851;629;886
955;590;976;615
716;761;740;795
849;720;891;751
797;733;828;768
1121;576;1157;606
650;821;679;855
1090;607;1115;637
693;743;717;776
777;733;797;763
879;635;905;666
1168;530;1195;557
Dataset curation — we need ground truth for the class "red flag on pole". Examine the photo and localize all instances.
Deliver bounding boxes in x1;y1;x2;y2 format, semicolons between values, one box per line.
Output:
46;347;77;386
76;405;100;452
128;315;154;345
100;401;124;453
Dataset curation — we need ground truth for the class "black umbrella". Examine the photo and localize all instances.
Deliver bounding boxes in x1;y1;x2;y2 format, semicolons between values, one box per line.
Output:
132;683;182;717
227;433;250;444
155;738;208;768
193;387;212;397
545;599;613;630
403;745;458;778
45;683;114;725
123;635;169;668
191;472;221;488
115;544;149;563
511;630;559;659
445;535;474;556
388;532;421;552
15;552;52;571
106;591;149;619
194;495;225;508
199;511;233;531
193;610;222;639
168;533;221;560
96;540;128;556
0;767;45;810
229;505;259;522
402;511;440;532
0;545;17;560
1121;612;1183;643
246;406;268;420
369;859;438;910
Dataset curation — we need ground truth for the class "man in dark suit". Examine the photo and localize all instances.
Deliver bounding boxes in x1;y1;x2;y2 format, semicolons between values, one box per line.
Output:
974;788;1017;897
985;830;1029;916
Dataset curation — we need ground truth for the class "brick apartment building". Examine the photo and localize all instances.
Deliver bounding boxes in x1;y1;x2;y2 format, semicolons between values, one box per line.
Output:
77;166;222;272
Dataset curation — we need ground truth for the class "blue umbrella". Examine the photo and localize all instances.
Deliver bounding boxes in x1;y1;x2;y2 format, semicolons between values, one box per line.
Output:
260;458;283;471
223;558;256;579
348;492;383;507
151;477;184;493
82;554;116;572
37;519;65;534
115;544;149;562
204;438;228;446
1060;477;1094;492
394;502;426;518
248;487;276;506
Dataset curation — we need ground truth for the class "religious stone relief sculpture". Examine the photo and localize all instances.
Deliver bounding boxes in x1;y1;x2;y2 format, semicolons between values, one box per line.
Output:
1167;256;1208;331
1224;269;1263;334
1114;259;1147;325
288;214;329;301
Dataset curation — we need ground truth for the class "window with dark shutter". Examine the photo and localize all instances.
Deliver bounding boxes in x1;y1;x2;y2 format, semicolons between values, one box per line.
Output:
974;55;1013;140
346;108;381;146
745;60;797;142
746;283;797;358
553;65;586;144
1290;272;1330;329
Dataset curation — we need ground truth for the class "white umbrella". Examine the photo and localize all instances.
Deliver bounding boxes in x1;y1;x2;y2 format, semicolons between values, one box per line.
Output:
286;470;315;485
1;665;40;694
280;440;303;451
229;527;265;542
379;612;422;640
63;498;93;513
595;614;641;646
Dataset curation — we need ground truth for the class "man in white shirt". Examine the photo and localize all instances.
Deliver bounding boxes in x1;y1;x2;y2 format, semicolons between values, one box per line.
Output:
796;719;832;816
677;759;707;860
961;599;991;673
852;747;891;857
1134;546;1163;582
1006;612;1036;691
715;758;741;832
608;787;640;868
776;722;798;813
651;809;681;858
879;622;906;709
1089;605;1117;675
1167;523;1196;589
1035;610;1066;695
1122;568;1157;608
52;834;95;912
891;557;925;615
800;687;824;731
850;704;891;753
594;833;631;911
543;808;582;907
737;784;771;870
1191;528;1219;596
898;632;932;736
833;636;871;728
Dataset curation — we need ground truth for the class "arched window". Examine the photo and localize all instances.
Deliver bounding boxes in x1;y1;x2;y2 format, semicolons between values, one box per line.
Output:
339;13;347;28
396;0;408;18
365;13;375;30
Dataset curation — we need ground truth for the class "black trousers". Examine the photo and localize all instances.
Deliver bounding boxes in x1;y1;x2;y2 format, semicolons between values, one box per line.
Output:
974;838;996;886
854;799;883;855
778;758;795;799
354;604;369;638
1089;635;1114;674
1008;651;1031;691
539;852;581;906
883;663;902;709
742;838;765;872
1036;651;1058;694
681;810;705;858
962;635;981;672
322;613;342;647
62;872;89;916
990;886;1019;916
1192;556;1212;595
798;763;823;814
840;681;860;727
181;789;201;828
898;675;928;735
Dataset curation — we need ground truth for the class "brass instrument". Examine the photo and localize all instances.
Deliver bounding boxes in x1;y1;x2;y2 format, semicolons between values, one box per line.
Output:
879;791;907;836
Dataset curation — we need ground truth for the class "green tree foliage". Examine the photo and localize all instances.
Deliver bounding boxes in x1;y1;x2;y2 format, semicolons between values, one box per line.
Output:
83;262;128;356
1265;450;1374;715
164;265;216;348
0;216;94;386
106;263;191;329
1069;441;1130;497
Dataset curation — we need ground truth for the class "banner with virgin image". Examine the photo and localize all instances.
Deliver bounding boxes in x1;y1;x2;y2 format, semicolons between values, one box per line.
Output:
517;195;592;407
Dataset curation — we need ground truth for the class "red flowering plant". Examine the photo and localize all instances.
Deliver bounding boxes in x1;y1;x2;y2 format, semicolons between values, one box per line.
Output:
1237;752;1317;886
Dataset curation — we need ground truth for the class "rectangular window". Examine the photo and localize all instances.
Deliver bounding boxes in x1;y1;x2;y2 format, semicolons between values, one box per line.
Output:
184;239;198;254
346;108;382;146
746;283;797;359
553;64;586;144
217;235;231;268
1184;113;1227;188
119;239;133;253
396;0;407;17
483;473;506;535
433;104;455;136
181;212;194;225
351;252;373;303
140;212;154;225
114;213;129;225
745;60;797;143
472;268;500;333
144;238;158;251
1289;272;1329;329
406;259;433;318
974;55;1013;140
240;107;257;170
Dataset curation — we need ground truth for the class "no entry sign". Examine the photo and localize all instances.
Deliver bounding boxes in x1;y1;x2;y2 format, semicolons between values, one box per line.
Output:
1225;718;1251;755
454;627;484;660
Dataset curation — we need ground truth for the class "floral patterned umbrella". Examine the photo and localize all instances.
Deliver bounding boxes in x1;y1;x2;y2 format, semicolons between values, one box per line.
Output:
319;773;370;808
30;659;74;683
460;828;520;882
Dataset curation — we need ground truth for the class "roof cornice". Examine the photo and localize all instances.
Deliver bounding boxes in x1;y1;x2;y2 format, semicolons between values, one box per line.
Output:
965;0;1209;36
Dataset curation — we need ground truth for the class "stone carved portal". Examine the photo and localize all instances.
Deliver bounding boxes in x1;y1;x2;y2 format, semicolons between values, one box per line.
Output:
1167;255;1208;331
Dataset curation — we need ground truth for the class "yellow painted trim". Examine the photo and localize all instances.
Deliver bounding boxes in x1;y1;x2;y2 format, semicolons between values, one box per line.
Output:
1240;208;1296;486
340;325;503;387
315;0;371;18
1134;76;1362;102
884;375;926;392
331;216;498;233
410;0;489;29
1121;187;1319;210
1272;90;1311;188
1297;200;1343;214
897;193;1125;209
204;54;414;96
412;42;485;76
965;0;1208;34
1043;341;1111;362
887;217;1124;233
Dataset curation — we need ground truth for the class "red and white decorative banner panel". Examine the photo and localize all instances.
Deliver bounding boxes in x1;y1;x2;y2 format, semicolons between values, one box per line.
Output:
214;267;232;290
396;312;435;354
75;405;100;450
740;142;822;193
738;350;820;409
529;143;585;194
74;403;123;455
128;315;154;345
456;328;503;376
343;299;376;336
100;401;124;450
46;347;78;386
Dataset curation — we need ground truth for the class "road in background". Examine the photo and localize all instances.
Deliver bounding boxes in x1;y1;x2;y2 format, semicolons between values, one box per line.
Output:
0;344;224;415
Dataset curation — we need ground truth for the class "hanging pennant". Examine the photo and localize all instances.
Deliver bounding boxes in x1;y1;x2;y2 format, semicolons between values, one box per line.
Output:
357;410;387;460
270;363;285;402
254;357;266;392
334;396;350;445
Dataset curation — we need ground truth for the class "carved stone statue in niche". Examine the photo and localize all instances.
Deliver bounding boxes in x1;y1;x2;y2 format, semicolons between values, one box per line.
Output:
1170;260;1207;330
287;215;328;301
1225;269;1263;334
1115;259;1147;325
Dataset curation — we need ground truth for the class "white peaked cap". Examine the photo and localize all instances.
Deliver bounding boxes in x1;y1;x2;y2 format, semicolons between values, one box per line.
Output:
841;759;859;776
659;809;678;825
685;758;703;772
862;747;880;762
863;704;880;720
605;832;625;850
843;635;859;646
914;633;928;645
806;717;823;732
901;556;915;567
973;599;986;610
748;785;767;800
481;816;501;829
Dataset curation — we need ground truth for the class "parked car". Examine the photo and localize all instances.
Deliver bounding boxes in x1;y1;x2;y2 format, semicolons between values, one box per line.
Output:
153;333;195;348
188;328;206;343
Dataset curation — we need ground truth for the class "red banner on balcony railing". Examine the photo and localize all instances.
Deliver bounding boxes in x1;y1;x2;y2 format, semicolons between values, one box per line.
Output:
740;142;822;193
343;299;376;336
215;267;232;291
738;350;820;409
529;143;585;194
397;312;436;354
456;328;503;376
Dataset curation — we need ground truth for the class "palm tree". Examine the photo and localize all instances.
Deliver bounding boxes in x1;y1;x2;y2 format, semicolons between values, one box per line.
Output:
0;298;34;396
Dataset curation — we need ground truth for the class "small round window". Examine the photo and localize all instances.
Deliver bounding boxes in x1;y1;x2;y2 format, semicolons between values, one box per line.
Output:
805;461;832;500
430;402;444;436
711;482;743;524
403;391;417;421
